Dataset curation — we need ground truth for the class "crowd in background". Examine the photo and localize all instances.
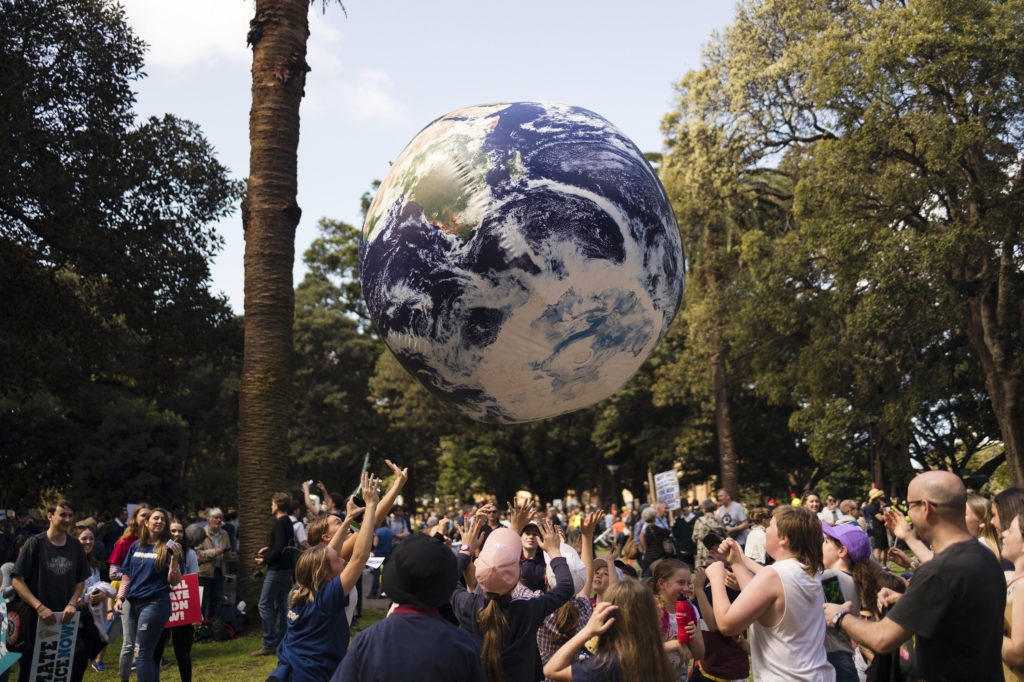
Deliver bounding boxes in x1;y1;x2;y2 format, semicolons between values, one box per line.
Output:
3;472;1022;682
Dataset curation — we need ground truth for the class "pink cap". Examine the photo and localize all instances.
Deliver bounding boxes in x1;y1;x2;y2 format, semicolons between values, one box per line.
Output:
476;528;522;595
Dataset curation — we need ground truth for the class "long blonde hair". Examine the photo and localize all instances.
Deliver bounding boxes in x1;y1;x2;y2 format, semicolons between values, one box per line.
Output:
597;579;673;682
136;508;171;571
290;544;334;609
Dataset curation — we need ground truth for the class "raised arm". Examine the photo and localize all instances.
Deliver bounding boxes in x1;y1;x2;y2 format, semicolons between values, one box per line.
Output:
543;601;617;681
373;459;408;527
706;560;780;637
339;472;379;594
508;497;537;535
692;567;718;632
884;508;933;563
578;509;602;598
719;537;760;589
340;460;407;560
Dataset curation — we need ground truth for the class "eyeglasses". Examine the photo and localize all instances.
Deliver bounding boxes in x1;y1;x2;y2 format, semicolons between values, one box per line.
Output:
907;499;945;509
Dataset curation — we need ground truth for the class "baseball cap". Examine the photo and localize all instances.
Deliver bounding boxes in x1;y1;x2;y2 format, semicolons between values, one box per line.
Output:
822;522;870;563
476;527;522;595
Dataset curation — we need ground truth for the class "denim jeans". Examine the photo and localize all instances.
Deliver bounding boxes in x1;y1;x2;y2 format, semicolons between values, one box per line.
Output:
118;599;134;679
258;568;292;650
827;650;859;682
129;595;172;682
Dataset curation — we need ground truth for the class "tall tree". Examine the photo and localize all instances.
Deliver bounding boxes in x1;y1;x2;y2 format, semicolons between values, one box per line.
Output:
660;0;1024;486
658;70;796;493
0;0;241;509
238;0;327;601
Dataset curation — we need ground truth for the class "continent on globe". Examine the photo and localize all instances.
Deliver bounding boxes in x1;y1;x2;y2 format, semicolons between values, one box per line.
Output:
360;101;684;424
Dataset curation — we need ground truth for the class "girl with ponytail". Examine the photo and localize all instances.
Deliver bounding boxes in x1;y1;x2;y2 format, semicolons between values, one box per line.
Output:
452;509;575;682
269;471;378;682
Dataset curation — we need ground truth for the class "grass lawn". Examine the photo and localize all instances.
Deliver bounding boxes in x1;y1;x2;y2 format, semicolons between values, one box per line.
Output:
75;608;389;682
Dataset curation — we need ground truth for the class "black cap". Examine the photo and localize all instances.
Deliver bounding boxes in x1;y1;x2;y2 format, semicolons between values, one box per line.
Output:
381;534;458;609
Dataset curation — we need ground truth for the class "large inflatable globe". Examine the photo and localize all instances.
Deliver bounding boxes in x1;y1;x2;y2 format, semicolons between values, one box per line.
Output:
360;102;684;423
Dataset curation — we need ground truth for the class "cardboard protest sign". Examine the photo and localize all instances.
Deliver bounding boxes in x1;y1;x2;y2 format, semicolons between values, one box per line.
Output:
30;612;78;682
167;574;202;628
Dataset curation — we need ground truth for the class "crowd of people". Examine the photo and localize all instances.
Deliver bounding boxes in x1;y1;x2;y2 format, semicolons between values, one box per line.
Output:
3;469;1023;681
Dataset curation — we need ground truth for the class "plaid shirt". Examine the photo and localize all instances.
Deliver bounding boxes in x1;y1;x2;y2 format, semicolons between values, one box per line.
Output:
536;595;593;681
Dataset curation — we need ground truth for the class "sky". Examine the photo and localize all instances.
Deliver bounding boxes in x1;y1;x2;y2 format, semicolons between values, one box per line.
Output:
118;1;738;312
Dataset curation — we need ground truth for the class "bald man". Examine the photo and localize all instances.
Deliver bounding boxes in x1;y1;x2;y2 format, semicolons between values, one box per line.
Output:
823;471;1005;681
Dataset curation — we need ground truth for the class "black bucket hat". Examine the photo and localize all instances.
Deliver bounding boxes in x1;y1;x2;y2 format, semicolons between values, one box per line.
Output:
380;534;458;609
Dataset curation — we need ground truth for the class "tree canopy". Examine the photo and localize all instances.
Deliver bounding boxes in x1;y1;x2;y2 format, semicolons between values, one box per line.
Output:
0;0;243;510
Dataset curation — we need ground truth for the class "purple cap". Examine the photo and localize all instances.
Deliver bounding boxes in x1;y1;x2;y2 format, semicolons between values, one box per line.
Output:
822;522;870;564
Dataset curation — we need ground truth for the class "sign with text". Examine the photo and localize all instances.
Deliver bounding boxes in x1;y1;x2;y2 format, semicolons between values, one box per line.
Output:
654;470;681;511
166;574;202;628
30;612;78;682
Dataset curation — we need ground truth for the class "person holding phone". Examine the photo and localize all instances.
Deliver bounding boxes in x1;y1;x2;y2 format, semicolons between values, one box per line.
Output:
113;508;182;682
821;523;871;682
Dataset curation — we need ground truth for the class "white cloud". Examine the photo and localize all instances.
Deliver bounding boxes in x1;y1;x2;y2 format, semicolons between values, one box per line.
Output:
119;0;253;70
338;69;407;122
305;12;407;124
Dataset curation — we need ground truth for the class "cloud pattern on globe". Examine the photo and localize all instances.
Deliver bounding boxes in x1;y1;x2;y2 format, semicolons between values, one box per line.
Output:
360;102;684;423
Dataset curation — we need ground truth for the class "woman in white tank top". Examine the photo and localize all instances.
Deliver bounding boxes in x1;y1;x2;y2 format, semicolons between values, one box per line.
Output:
705;506;835;682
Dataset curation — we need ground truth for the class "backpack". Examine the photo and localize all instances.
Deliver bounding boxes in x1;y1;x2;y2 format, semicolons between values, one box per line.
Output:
645;524;677;562
210;616;236;642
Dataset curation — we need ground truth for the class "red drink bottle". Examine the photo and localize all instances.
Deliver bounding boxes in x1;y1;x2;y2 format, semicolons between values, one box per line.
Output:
676;599;692;643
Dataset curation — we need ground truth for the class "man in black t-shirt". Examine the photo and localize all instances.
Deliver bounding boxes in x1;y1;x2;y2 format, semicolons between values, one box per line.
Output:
12;500;90;682
823;471;1005;682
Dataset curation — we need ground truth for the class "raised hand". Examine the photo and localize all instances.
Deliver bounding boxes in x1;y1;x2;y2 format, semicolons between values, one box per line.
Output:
507;497;537;534
883;508;911;541
537;520;562;558
463;514;486;554
584;601;618;637
384;459;408;488
345;497;366;521
719;537;744;566
361;471;381;505
581;509;603;538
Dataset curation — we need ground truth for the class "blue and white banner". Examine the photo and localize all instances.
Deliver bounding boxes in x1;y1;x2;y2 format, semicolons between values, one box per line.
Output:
30;612;78;682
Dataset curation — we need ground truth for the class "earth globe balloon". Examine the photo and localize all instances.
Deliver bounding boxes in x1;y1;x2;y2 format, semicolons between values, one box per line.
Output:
360;101;684;424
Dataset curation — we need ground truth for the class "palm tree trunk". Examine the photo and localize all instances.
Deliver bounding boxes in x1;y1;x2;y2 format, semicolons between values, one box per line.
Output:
238;0;309;605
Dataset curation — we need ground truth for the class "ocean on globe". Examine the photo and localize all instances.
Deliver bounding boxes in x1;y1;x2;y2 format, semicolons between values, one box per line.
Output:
360;102;684;424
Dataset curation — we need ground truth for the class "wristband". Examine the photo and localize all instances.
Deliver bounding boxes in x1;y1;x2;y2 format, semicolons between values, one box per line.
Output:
832;609;850;630
460;544;471;553
35;603;46;613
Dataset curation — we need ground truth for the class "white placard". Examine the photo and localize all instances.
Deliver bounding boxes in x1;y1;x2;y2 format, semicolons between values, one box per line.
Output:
654;470;681;511
30;612;79;682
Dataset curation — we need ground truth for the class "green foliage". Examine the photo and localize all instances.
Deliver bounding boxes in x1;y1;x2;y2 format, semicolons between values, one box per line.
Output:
655;0;1023;492
0;0;243;511
290;219;386;491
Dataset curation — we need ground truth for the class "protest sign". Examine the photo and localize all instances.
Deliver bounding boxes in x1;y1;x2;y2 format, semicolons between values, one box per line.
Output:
654;470;681;511
30;612;78;682
167;574;202;628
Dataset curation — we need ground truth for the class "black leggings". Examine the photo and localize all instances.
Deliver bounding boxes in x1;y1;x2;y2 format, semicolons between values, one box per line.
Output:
153;625;193;682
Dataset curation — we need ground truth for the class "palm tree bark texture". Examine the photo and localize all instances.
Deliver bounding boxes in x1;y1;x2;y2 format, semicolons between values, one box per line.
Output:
238;0;309;606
